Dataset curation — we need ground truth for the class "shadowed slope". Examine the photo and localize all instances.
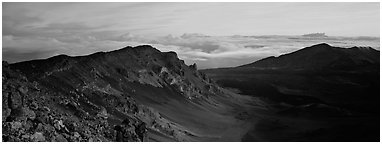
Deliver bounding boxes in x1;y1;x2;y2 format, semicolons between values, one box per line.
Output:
202;43;380;142
6;45;265;142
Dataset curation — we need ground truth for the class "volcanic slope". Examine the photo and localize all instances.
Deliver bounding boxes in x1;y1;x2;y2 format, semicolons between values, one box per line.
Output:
202;43;380;141
4;45;266;142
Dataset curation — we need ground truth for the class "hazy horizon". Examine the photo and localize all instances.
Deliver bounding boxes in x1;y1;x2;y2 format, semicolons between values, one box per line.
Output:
3;2;380;68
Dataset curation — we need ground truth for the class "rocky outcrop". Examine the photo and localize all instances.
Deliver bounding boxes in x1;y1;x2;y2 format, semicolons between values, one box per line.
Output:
3;45;223;142
2;64;152;142
114;118;147;142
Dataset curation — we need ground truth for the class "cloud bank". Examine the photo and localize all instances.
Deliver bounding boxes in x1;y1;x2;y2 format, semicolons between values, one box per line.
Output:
3;3;380;68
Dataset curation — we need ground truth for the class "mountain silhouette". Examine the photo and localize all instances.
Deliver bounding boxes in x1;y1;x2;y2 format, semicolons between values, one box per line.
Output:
240;43;379;71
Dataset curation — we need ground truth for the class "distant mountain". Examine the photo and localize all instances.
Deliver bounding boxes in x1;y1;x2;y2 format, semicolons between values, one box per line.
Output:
3;45;261;142
202;43;380;141
239;43;379;71
302;33;328;37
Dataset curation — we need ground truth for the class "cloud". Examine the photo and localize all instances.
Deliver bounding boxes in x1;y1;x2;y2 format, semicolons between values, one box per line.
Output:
3;47;57;63
2;3;379;68
4;26;380;68
105;34;288;68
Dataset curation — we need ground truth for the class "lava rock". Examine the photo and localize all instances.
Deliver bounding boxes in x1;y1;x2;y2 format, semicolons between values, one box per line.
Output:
30;132;45;142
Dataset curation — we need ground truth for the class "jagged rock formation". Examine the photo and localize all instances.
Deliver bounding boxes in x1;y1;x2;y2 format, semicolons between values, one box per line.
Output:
2;45;229;142
11;45;220;100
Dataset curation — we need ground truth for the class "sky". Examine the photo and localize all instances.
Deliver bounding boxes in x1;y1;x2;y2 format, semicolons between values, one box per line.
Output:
2;2;380;68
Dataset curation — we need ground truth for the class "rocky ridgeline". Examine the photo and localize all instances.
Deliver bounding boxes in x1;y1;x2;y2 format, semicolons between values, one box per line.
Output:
12;45;220;100
3;45;222;142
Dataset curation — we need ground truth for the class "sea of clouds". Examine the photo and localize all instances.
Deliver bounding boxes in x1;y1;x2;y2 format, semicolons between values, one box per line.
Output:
3;31;379;69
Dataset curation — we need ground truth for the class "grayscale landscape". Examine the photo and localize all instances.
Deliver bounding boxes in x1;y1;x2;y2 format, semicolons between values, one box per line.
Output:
2;2;380;142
